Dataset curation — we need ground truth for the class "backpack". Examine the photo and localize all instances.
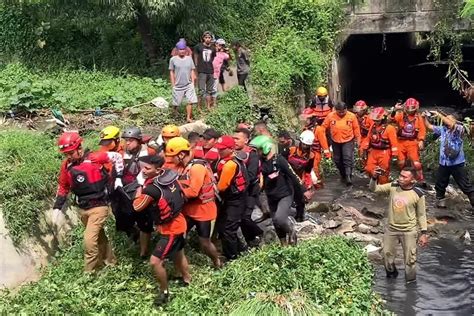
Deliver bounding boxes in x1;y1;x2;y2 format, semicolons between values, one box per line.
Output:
443;126;463;160
181;158;220;203
230;153;249;195
69;157;109;209
148;169;185;224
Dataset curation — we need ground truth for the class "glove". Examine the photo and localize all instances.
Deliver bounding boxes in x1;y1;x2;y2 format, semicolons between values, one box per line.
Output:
136;172;145;186
52;208;65;229
114;178;123;190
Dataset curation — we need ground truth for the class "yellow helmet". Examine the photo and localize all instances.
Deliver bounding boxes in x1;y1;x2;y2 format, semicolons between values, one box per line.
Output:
100;125;121;140
316;86;328;97
165;137;190;156
162;124;180;138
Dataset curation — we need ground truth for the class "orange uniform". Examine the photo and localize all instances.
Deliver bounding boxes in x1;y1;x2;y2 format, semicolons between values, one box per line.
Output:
362;123;398;184
392;112;426;181
311;125;331;185
322;111;361;145
358;114;373;141
179;162;217;221
288;146;314;188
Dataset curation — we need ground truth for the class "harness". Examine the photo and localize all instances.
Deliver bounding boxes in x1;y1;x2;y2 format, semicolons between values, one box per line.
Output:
312;96;332;120
287;147;311;174
180;159;218;204
397;114;419;140
370;125;391;150
217;155;248;195
359;116;370;138
122;145;150;185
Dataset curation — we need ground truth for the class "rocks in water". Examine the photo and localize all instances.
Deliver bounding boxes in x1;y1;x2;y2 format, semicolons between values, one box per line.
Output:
322;219;341;229
361;206;384;219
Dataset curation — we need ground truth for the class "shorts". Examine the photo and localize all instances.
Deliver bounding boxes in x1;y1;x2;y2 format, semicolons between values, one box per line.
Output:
186;217;215;238
198;73;215;97
152;234;185;260
135;208;154;233
172;84;197;106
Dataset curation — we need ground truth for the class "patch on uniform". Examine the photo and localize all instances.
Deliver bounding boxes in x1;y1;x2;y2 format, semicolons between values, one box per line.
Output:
76;175;85;183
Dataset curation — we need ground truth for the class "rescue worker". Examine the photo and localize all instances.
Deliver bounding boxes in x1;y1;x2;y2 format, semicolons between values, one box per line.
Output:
287;130;317;222
322;102;361;186
160;124;182;169
370;167;428;283
99;125;124;154
390;98;426;183
132;155;191;306
353;100;372;142
193;128;221;170
250;135;312;245
52;132;123;272
121;126;157;258
277;130;294;160
309;86;333;124
233;128;264;247
361;107;398;184
215;135;248;260
165;137;222;268
312;123;331;188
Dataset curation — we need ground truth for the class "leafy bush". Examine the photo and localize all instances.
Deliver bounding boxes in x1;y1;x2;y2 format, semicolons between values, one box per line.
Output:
0;235;386;315
0;129;61;243
0;63;170;113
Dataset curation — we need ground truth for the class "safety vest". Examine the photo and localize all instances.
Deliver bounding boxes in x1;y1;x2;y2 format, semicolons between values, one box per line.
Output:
193;143;219;171
370;125;391;150
288;146;311;174
311;139;321;152
122;145;151;185
217;155;248;195
180;159;217;204
397;114;419;140
312;96;332;121
68;153;109;209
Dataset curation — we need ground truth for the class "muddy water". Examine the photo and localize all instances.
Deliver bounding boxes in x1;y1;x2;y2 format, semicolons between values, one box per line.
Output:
314;175;474;315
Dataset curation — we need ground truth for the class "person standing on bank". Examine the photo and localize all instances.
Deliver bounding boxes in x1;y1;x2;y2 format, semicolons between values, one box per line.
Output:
194;31;216;109
231;40;250;91
423;110;474;209
370;167;428;283
322;102;361;186
169;41;197;123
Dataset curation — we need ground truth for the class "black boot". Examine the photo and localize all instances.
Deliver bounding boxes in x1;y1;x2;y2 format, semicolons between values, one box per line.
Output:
345;168;353;186
386;266;399;278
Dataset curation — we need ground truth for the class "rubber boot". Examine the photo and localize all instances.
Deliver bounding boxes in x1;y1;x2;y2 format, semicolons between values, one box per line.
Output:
385;266;399;278
345;167;353;186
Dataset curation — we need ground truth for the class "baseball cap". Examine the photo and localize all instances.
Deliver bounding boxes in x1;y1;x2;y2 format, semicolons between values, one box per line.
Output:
202;128;221;140
214;135;235;150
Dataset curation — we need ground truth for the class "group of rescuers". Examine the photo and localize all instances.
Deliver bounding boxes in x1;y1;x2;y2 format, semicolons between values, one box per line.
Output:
51;86;474;305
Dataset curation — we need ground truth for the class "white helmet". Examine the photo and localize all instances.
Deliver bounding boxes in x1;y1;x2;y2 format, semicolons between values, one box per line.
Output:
299;130;315;146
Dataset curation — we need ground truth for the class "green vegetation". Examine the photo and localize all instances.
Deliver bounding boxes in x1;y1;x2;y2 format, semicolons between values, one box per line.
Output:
0;129;61;243
0;235;386;315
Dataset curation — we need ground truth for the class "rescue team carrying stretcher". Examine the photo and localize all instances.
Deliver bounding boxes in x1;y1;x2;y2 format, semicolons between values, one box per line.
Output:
50;86;472;306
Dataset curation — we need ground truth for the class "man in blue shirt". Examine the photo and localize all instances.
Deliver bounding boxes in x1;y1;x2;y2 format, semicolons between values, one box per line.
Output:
423;111;474;209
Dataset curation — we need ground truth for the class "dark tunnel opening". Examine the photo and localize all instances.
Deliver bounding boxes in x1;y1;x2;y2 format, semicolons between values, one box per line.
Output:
338;33;474;110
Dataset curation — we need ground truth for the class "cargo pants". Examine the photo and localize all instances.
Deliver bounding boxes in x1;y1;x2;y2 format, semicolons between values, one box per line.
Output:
383;228;418;282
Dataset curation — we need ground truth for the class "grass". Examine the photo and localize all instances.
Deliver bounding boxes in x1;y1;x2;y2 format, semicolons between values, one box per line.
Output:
0;232;387;315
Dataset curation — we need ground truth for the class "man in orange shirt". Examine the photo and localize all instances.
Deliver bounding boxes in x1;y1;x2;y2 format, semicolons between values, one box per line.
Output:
215;135;248;260
165;137;222;268
132;155;191;306
361;107;398;184
322;102;361;186
390;98;426;182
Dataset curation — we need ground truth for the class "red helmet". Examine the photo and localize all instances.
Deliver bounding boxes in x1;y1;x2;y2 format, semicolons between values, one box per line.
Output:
58;132;82;153
404;98;419;113
353;100;368;113
370;107;387;121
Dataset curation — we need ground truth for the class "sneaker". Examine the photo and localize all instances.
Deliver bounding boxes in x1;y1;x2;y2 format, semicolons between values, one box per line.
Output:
247;236;262;248
154;291;169;307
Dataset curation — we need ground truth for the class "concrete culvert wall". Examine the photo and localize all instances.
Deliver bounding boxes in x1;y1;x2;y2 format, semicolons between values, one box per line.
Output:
336;32;474;108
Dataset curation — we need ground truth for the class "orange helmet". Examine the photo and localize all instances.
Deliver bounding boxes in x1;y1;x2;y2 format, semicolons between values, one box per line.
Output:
404;98;419;114
353;100;368;113
370;107;387;121
58;132;82;153
161;124;180;138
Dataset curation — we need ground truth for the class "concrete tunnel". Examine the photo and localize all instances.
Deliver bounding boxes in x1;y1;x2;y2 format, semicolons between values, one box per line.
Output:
334;32;474;109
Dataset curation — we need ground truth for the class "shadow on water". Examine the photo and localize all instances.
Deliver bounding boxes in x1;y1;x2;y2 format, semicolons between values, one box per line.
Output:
374;227;474;315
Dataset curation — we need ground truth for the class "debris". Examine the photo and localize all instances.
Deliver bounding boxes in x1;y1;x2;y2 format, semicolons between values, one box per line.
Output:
151;97;169;109
306;201;330;213
357;223;371;234
345;232;381;245
361;207;384;219
357;217;380;227
364;244;381;253
322;219;341;229
462;230;471;245
336;220;356;235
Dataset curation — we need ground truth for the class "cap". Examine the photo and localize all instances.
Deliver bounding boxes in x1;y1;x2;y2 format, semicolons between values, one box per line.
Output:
176;41;187;50
214;135;235;150
216;38;226;45
202;128;221;140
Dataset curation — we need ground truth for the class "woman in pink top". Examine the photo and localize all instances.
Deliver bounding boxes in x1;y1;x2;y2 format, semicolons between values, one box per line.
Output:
211;39;230;106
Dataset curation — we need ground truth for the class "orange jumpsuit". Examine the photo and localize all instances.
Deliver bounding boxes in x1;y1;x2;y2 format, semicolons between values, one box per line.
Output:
362;123;398;184
392;112;426;181
312;125;331;185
